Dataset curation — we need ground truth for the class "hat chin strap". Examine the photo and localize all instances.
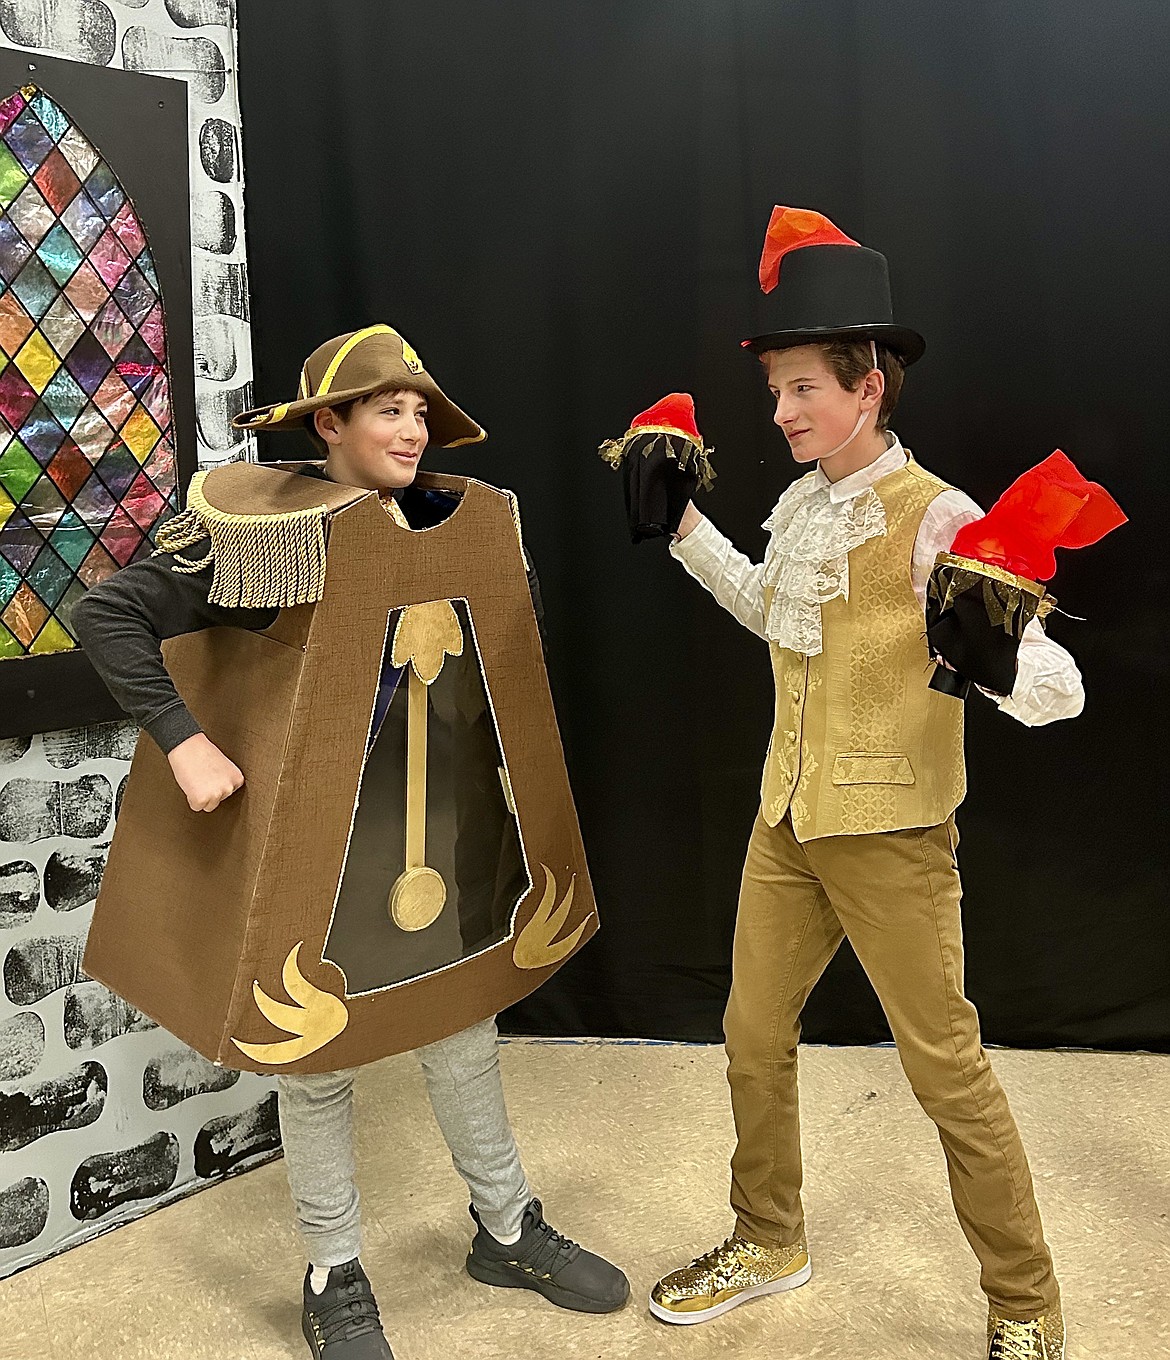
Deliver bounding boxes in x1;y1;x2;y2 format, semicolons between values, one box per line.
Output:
819;341;879;461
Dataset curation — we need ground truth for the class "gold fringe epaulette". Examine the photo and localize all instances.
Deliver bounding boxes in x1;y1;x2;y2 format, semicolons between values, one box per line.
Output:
597;426;717;492
154;470;331;609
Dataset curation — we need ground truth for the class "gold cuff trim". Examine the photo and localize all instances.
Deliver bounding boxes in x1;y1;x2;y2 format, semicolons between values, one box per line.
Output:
155;471;331;609
598;427;716;491
934;552;1047;598
929;553;1055;632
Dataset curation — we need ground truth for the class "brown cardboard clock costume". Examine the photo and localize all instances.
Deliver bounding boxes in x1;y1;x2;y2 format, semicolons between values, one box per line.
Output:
83;458;599;1075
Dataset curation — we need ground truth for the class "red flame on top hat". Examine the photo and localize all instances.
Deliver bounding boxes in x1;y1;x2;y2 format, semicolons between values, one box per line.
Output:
629;392;702;443
758;207;858;294
949;450;1127;582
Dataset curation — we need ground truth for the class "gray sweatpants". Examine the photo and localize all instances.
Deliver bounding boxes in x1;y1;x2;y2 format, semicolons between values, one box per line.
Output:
276;1016;531;1267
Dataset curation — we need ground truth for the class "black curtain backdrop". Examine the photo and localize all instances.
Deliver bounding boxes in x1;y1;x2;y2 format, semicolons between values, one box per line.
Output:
237;1;1169;1051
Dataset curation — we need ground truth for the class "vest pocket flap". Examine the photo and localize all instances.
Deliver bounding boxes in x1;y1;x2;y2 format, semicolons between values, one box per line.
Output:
831;753;916;786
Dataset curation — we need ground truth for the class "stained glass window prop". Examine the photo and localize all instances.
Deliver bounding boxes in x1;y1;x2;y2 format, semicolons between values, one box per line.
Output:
0;83;177;660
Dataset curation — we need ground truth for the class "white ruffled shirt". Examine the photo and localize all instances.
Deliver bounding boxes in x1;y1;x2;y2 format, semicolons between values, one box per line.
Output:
670;437;1085;727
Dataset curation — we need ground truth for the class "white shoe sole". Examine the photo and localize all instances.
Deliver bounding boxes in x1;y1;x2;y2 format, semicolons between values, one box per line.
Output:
648;1258;812;1326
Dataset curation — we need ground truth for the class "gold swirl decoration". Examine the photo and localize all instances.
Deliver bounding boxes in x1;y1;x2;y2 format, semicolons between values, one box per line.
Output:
231;943;349;1065
513;865;593;970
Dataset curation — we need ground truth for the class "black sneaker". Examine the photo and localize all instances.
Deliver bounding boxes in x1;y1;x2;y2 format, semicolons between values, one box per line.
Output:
301;1259;394;1358
465;1197;630;1314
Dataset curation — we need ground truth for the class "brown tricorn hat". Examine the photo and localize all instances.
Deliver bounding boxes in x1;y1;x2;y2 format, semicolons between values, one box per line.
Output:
232;324;486;448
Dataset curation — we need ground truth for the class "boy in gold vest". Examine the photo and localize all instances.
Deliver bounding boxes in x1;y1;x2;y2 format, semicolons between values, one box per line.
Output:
649;210;1077;1359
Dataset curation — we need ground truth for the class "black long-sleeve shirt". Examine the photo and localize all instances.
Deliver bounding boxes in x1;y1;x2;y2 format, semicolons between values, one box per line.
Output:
72;472;546;754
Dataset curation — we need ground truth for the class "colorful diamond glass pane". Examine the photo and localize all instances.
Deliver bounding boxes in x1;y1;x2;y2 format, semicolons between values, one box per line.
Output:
28;542;72;608
47;440;91;499
0;216;32;281
0;555;19;607
77;539;118;591
73;471;116;528
120;406;161;463
14;330;60;392
142;433;175;488
11;255;57;320
33;148;81;215
84;162;123;220
56;577;88;638
0;365;38;425
37;222;83;286
0;142;28;208
39;294;85;359
18;400;67;462
70;404;116;463
137;248;158;291
31;614;75;653
138;369;171;426
109;199;146;258
93;295;136;360
96;443;140;497
89;227;132;289
112;266;154;328
0;292;35;355
66;331;114;396
0;83;176;658
124;471;166;532
0;90;26;138
6;108;53;174
56;125;98;182
0;438;40;500
50;510;95;569
63;260;108;323
93;369;137;432
22;472;66;528
0;508;40;571
140;301;165;359
28;91;69;143
115;333;162;396
100;504;142;566
60;189;106;252
7;181;54;246
2;581;48;645
42;366;87;429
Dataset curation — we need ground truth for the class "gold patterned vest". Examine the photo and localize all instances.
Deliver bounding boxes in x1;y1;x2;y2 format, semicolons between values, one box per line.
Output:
761;457;966;841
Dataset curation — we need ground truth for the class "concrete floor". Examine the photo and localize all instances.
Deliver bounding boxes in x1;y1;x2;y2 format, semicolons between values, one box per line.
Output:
2;1041;1166;1359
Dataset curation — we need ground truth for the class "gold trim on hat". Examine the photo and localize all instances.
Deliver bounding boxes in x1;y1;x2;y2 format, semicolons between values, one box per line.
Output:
317;324;397;396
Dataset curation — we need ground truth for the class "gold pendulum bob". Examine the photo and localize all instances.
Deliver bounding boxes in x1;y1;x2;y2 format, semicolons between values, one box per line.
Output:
387;601;464;931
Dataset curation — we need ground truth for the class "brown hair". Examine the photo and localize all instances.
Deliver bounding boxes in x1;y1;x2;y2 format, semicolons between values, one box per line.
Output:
820;340;905;429
760;340;906;430
304;384;420;455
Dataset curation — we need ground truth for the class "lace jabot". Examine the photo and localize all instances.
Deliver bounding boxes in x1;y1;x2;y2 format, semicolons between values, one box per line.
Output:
760;470;888;655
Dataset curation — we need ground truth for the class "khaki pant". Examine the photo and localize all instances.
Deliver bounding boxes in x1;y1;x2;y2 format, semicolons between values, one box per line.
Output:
725;812;1060;1319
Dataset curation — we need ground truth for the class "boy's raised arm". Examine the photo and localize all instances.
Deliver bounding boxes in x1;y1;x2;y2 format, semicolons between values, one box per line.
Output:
72;543;278;810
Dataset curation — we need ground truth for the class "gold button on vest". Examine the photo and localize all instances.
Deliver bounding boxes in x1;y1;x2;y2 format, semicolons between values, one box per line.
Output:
761;458;966;841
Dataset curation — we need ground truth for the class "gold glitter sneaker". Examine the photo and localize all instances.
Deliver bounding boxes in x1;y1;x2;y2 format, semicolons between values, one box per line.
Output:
987;1304;1065;1360
649;1233;811;1325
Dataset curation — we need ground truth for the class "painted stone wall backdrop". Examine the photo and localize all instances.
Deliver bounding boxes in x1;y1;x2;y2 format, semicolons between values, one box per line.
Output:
0;1;276;1280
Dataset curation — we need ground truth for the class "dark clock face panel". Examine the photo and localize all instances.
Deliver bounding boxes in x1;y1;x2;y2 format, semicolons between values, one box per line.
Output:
322;598;531;996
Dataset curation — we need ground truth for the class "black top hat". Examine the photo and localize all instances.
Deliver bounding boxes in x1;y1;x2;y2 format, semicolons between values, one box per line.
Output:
742;208;925;364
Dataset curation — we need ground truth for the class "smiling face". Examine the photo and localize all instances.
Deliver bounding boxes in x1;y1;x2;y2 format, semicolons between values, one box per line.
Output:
314;387;430;490
762;345;885;473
